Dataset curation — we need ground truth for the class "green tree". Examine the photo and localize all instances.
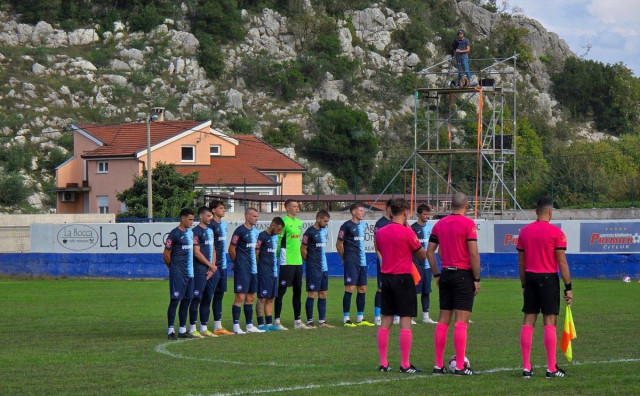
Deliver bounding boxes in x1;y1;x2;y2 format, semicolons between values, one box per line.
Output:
263;122;302;148
514;119;549;207
0;172;29;206
116;162;200;218
305;101;378;189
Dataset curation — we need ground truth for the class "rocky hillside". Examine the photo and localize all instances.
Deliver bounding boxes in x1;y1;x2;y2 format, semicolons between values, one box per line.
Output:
0;1;577;212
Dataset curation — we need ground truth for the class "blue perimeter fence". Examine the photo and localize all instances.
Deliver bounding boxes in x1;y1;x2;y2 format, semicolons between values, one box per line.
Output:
1;253;638;280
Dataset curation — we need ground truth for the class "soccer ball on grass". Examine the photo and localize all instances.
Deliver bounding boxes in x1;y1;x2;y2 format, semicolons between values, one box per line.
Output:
448;355;470;372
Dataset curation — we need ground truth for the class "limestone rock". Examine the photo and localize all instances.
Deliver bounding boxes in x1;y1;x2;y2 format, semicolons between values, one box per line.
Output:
32;63;46;75
226;88;243;110
109;59;131;71
68;28;99;46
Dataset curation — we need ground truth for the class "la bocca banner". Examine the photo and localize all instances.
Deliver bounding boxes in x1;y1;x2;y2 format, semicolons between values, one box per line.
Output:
580;222;640;253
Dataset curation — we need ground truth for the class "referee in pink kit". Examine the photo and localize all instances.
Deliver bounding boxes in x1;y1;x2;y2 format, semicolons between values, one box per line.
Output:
426;192;480;375
517;197;572;378
375;198;427;373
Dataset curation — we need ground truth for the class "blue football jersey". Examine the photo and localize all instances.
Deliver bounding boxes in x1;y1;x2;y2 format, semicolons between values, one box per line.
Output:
230;224;259;274
411;222;432;268
165;227;194;277
209;219;228;269
302;226;328;272
257;230;279;278
193;224;214;272
338;220;366;267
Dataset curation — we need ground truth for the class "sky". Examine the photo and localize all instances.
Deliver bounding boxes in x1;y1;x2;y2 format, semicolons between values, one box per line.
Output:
510;0;640;76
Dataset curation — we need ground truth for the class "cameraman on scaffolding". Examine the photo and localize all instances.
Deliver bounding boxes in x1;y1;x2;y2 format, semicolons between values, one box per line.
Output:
453;29;472;87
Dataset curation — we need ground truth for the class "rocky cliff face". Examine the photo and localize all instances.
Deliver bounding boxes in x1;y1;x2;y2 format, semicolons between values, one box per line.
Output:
0;3;576;211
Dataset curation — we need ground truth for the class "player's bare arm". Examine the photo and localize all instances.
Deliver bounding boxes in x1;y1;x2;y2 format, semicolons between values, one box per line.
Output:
556;249;572;305
228;244;237;263
300;244;308;261
468;240;481;295
163;249;171;268
336;239;344;261
518;250;526;293
426;241;440;287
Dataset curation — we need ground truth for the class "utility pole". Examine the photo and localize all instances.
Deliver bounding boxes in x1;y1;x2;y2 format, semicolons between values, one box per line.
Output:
147;115;153;221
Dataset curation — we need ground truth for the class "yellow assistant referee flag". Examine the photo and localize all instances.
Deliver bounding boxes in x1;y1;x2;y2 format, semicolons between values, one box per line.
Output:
560;305;577;362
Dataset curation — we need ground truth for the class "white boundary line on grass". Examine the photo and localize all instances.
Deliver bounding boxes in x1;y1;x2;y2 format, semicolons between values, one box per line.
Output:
156;342;640;396
154;339;315;368
194;358;640;396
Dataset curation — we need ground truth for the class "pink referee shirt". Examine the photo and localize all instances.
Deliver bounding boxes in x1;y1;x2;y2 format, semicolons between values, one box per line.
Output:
376;222;422;275
516;220;567;273
430;214;477;270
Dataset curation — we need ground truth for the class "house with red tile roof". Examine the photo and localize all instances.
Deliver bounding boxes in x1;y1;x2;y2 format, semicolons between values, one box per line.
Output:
55;114;305;214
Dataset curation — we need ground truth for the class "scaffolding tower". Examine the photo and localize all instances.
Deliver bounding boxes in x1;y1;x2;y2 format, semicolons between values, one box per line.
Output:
408;55;525;219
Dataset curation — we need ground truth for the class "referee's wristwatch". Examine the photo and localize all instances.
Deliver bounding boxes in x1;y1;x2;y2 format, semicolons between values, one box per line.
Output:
473;277;481;282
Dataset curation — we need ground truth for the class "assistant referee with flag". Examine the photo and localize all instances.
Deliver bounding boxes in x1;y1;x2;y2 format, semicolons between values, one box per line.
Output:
517;197;573;378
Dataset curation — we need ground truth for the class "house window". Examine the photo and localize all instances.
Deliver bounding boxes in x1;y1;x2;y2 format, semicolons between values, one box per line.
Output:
97;161;109;173
209;145;221;156
98;196;109;214
182;146;195;162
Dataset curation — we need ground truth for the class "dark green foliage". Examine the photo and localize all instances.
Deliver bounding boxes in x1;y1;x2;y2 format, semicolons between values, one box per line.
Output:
41;147;70;172
116;162;200;218
191;0;244;44
305;101;378;189
0;172;29;205
228;116;256;134
552;58;640;135
128;3;164;32
197;33;225;79
1;144;32;173
237;52;307;100
87;46;117;68
57;134;74;152
263;122;301;147
490;19;533;64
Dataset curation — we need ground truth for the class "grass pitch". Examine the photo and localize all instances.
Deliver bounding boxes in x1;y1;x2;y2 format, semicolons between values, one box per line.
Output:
0;278;638;395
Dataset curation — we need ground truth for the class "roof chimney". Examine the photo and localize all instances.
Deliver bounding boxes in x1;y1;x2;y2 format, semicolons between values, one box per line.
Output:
150;107;165;122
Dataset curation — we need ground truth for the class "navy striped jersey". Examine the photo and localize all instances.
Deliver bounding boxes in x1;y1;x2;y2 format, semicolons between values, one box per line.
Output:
193;224;214;272
411;221;433;268
165;227;194;277
209;219;228;269
302;226;328;271
338;220;366;267
230;224;259;274
256;230;279;278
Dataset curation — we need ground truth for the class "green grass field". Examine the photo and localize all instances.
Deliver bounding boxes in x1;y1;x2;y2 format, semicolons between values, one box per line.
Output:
1;278;638;395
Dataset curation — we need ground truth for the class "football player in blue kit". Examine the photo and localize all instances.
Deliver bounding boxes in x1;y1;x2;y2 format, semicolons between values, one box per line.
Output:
301;210;334;328
208;200;234;336
229;208;264;334
336;202;374;327
189;206;218;338
164;208;195;340
255;217;285;332
411;204;437;324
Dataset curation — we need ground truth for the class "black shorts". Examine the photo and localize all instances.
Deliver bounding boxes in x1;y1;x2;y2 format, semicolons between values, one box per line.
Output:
522;272;560;315
169;274;193;300
439;268;475;312
376;259;382;289
278;265;303;288
380;273;417;317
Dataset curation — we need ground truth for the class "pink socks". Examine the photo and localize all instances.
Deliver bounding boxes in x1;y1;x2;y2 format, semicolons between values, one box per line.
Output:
544;324;557;371
454;321;468;370
399;329;412;369
377;327;390;367
520;325;534;371
434;322;449;368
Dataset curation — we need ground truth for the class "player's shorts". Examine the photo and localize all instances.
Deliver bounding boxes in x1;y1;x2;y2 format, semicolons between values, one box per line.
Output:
234;270;257;294
376;259;382;289
380;273;417;317
169;274;194;300
416;265;433;294
439;268;475;312
344;264;367;286
258;273;278;299
278;265;303;288
212;267;227;293
522;272;560;315
306;268;329;292
192;264;211;301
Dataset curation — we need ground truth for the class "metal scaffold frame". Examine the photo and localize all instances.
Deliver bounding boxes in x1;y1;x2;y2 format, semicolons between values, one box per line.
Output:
408;54;525;219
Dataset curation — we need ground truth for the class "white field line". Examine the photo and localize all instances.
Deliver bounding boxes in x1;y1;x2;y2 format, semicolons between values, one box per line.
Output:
156;342;640;396
196;357;640;396
154;339;314;368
